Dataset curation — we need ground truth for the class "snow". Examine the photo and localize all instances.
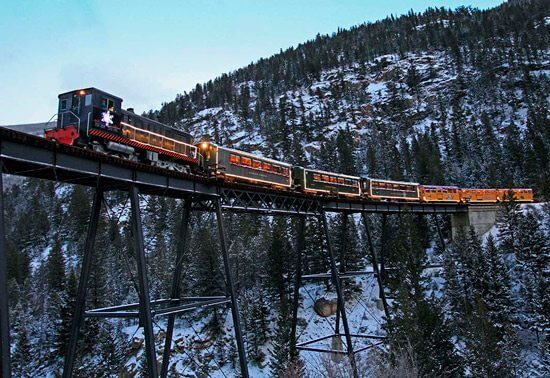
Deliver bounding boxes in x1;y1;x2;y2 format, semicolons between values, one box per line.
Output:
366;82;387;101
415;19;450;30
115;266;386;376
197;107;223;118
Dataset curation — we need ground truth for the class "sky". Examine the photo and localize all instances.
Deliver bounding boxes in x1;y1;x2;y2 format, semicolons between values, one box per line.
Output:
0;0;505;125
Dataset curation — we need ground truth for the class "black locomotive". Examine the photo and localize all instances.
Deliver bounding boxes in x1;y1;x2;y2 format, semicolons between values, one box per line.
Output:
46;88;198;171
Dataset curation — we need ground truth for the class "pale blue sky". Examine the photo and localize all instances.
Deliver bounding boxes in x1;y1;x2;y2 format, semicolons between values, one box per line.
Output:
0;0;504;125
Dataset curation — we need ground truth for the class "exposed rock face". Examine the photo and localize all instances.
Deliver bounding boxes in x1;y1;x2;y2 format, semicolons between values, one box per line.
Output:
313;298;338;317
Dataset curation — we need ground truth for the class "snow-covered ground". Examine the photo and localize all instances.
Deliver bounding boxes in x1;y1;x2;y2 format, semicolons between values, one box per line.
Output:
120;272;386;376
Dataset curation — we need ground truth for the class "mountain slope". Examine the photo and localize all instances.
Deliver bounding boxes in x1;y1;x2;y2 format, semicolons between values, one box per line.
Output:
151;0;549;196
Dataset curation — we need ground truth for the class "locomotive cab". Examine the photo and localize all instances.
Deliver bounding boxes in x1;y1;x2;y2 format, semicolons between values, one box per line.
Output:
46;88;123;145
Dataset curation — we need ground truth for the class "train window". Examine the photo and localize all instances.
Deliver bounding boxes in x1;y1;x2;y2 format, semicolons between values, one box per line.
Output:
84;94;92;106
242;157;252;166
252;160;261;169
229;154;240;164
273;166;281;174
71;94;80;112
313;174;321;181
282;167;289;175
263;162;271;171
101;98;115;110
60;99;68;111
163;138;175;151
322;175;330;182
337;177;344;184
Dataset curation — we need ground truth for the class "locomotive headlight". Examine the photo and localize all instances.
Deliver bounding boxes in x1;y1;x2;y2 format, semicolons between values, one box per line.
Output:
200;141;209;150
79;90;86;96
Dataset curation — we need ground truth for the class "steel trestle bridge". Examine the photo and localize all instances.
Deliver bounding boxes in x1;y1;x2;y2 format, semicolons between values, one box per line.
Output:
0;127;468;377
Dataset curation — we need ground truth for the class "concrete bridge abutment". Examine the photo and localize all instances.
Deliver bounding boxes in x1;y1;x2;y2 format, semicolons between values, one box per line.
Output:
451;205;501;239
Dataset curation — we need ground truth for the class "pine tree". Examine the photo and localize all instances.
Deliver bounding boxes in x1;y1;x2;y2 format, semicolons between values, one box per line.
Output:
97;322;125;375
246;287;270;366
496;192;522;256
269;304;292;377
47;239;66;293
266;218;291;308
11;302;33;377
442;230;466;329
67;185;92;240
483;235;514;330
515;210;549;343
54;270;77;358
388;214;462;377
335;128;357;175
447;228;520;376
194;221;224;297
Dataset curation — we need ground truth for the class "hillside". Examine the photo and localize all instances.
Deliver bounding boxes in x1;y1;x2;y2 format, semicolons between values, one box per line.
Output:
150;0;549;196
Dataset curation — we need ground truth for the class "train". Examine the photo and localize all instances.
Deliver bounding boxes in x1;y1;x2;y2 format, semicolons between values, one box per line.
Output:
44;88;534;204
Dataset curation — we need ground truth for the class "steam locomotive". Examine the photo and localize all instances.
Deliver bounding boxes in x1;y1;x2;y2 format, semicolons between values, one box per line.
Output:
45;88;533;203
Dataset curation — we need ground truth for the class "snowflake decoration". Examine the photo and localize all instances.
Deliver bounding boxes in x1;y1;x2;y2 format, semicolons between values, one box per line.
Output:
101;110;114;126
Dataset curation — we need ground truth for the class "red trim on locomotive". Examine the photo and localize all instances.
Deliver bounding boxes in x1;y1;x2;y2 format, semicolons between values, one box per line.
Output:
88;128;198;164
45;125;80;145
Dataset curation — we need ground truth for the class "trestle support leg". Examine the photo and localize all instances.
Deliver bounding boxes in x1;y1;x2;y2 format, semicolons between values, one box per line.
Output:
130;185;159;378
215;199;249;378
290;217;305;359
0;173;11;378
160;200;191;378
63;188;104;378
361;213;391;323
320;210;358;378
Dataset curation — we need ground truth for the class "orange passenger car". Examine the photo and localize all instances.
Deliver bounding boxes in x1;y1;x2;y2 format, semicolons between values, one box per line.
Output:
420;186;461;202
460;189;500;203
498;189;534;202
